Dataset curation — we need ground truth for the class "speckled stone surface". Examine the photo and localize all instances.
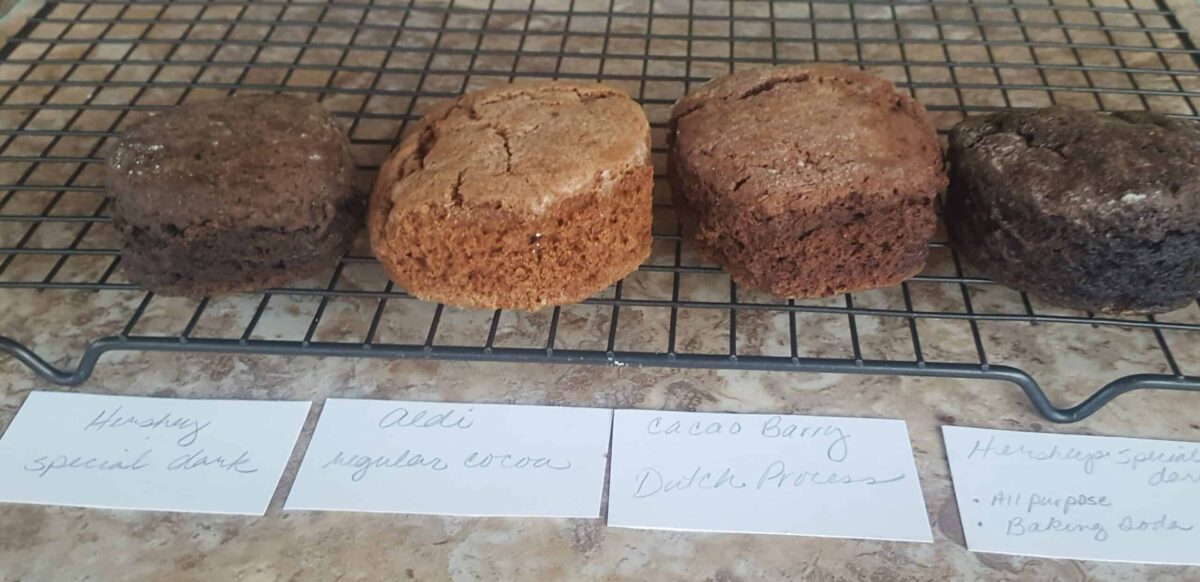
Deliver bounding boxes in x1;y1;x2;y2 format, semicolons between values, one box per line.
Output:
2;1;1200;580
0;1;19;19
4;354;1200;581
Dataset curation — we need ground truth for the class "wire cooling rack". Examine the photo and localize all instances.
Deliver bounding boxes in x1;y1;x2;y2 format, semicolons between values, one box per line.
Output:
1;0;1199;422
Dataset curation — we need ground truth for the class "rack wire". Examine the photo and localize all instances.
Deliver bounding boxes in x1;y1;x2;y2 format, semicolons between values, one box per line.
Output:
1;0;1199;422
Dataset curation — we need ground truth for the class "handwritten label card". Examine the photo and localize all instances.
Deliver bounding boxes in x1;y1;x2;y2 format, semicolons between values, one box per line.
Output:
285;399;612;518
608;410;932;542
944;426;1200;565
0;391;310;515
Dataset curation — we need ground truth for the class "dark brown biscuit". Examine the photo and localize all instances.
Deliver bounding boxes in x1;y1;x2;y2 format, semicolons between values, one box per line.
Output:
369;82;653;311
106;94;361;296
667;64;946;298
945;106;1200;314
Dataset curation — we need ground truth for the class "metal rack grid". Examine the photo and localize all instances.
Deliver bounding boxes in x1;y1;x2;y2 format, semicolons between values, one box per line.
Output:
1;0;1199;422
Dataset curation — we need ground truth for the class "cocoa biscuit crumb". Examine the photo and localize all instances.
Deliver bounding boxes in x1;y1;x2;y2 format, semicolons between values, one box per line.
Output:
106;94;361;296
945;106;1200;314
668;64;946;298
369;82;653;311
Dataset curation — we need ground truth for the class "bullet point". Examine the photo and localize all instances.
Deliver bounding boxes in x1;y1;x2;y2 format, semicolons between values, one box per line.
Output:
977;521;984;527
972;498;980;503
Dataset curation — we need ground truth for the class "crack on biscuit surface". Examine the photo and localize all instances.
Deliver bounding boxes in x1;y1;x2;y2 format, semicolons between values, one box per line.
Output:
450;170;466;206
471;84;617;111
737;73;810;101
567;86;616;104
484;123;514;173
413;124;439;171
670;70;816;128
1012;126;1070;160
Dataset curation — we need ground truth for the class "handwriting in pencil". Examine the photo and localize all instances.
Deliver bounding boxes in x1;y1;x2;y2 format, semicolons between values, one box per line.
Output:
23;449;153;478
83;406;210;447
167;449;258;473
322;449;450;482
377;407;475;430
643;415;851;462
462;452;571;471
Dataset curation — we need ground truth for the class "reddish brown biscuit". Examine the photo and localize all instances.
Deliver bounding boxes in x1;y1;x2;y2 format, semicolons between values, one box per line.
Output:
369;82;653;311
106;94;360;297
668;64;946;297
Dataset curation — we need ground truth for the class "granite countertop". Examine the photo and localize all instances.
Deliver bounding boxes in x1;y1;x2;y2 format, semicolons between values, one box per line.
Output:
2;1;1200;580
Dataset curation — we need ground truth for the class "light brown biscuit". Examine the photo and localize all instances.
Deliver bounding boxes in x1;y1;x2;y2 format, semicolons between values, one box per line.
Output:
369;82;653;311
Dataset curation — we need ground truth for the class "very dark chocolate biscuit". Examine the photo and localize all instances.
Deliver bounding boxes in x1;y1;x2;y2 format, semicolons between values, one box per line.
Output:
945;107;1200;314
106;94;361;296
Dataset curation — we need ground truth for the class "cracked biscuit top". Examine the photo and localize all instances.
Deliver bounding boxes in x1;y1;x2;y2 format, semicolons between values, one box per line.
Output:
377;82;650;216
949;107;1200;235
668;64;944;218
